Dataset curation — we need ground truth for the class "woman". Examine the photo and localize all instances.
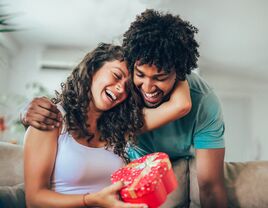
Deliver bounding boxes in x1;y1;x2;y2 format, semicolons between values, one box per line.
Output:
24;43;191;208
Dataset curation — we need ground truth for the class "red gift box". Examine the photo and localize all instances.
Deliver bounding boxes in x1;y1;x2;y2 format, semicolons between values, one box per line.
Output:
111;152;178;208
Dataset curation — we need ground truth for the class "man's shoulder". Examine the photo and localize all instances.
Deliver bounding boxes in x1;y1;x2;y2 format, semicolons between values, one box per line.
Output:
186;72;213;96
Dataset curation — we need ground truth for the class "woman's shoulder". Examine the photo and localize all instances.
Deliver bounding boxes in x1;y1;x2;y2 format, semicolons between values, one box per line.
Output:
24;126;60;147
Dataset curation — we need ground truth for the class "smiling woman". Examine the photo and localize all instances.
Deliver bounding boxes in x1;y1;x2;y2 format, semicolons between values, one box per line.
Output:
91;60;129;111
23;43;149;208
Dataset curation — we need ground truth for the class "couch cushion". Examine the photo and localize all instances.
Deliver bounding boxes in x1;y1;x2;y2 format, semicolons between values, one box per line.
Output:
189;159;268;208
0;183;26;208
160;159;190;208
224;161;268;208
0;142;24;186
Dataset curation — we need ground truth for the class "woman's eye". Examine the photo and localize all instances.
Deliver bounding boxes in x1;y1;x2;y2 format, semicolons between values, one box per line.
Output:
114;73;121;80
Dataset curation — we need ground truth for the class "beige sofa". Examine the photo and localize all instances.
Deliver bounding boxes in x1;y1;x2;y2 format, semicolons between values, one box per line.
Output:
1;142;268;208
0;142;25;208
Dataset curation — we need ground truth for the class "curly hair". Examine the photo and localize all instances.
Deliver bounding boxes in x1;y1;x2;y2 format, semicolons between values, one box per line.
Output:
53;43;143;162
123;9;200;80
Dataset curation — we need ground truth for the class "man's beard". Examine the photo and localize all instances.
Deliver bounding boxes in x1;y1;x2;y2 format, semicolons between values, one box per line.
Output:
137;79;178;109
137;88;172;109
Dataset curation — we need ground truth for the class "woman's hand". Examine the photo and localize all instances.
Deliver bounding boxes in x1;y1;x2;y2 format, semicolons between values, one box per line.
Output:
142;80;192;132
86;181;148;208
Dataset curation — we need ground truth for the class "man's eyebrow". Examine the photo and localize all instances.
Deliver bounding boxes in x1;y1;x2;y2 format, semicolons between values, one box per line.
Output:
113;67;127;77
135;67;143;74
135;66;169;77
154;73;169;77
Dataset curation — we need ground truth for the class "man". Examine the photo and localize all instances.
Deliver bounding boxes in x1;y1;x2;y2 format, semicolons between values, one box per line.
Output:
22;9;227;208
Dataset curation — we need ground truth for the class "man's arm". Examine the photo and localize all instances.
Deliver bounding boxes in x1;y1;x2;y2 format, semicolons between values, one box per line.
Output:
195;148;227;208
20;97;61;130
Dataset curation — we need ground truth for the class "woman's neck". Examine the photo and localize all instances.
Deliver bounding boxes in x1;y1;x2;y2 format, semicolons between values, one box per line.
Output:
87;102;102;132
75;102;106;148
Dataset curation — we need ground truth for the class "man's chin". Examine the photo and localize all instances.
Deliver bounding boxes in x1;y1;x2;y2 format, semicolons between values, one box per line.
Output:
143;99;163;108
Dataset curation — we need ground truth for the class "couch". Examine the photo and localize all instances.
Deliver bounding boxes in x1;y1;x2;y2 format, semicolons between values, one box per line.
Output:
1;142;268;208
0;142;25;208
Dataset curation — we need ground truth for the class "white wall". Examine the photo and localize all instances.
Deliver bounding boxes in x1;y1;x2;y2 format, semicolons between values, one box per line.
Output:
7;46;78;97
0;33;18;95
202;70;268;161
1;44;88;144
0;45;9;95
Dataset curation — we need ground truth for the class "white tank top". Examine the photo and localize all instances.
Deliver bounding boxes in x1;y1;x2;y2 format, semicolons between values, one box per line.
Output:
50;132;125;194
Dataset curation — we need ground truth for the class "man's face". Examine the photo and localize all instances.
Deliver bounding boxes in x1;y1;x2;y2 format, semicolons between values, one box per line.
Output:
133;63;177;108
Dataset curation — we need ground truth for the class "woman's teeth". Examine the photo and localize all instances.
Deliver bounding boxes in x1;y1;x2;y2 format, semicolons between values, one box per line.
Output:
105;89;117;101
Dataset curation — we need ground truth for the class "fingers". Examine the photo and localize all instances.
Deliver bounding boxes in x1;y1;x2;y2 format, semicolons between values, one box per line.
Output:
32;97;59;119
30;121;57;131
116;202;148;208
37;97;59;113
107;182;148;208
27;108;60;125
24;97;61;130
106;181;124;193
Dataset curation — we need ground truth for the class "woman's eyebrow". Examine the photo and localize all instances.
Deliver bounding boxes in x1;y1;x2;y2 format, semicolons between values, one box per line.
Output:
113;67;127;77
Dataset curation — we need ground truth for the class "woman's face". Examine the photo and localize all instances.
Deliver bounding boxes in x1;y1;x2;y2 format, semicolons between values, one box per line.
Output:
90;60;130;112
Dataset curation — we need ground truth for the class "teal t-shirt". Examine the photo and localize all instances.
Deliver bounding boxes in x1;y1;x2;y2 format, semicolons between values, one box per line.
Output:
129;73;225;162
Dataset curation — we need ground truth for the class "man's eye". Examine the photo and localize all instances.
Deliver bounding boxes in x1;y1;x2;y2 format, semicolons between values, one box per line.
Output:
155;77;168;81
135;73;143;77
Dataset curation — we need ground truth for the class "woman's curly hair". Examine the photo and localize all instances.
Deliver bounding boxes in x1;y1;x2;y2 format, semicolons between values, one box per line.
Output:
53;43;143;162
123;9;200;80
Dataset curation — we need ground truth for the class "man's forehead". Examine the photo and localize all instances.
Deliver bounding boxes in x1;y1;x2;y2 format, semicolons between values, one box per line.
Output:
135;64;173;75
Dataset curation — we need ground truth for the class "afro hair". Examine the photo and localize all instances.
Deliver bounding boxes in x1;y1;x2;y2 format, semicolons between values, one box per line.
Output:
123;9;200;80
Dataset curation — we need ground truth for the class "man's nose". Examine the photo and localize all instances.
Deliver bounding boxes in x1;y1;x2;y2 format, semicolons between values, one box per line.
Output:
142;78;154;92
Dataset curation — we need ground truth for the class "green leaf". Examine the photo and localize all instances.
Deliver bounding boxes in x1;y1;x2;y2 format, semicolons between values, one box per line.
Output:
0;5;17;32
0;28;16;32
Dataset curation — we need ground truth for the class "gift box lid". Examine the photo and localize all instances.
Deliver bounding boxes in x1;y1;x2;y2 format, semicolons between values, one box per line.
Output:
111;152;172;199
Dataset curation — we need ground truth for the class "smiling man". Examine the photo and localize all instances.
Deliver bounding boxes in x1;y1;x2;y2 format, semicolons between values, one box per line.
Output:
134;64;177;108
123;10;228;208
21;9;227;208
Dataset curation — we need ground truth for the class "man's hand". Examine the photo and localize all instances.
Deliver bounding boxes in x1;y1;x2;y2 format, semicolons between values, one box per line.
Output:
87;181;148;208
20;97;61;130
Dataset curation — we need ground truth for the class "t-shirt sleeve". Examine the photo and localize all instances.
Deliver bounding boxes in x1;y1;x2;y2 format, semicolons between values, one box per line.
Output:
193;91;225;149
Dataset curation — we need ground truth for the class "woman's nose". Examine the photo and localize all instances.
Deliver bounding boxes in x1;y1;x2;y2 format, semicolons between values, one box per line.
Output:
115;83;124;93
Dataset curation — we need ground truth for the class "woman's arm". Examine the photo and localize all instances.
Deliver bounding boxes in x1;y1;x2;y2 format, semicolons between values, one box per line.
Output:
24;127;147;208
24;126;83;208
142;80;191;132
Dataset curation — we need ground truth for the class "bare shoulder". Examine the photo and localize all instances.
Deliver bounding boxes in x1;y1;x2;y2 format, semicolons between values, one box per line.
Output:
24;126;60;147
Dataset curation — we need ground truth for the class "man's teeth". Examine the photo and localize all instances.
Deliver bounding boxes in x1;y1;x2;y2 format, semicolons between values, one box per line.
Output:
106;89;117;101
144;91;159;98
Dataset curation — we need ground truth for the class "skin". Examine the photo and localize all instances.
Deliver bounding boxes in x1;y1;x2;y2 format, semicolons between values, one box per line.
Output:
196;149;227;208
133;63;177;108
90;60;129;112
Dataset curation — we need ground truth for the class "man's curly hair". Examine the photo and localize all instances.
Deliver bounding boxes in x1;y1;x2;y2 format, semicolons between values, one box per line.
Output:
53;43;143;162
123;9;200;80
